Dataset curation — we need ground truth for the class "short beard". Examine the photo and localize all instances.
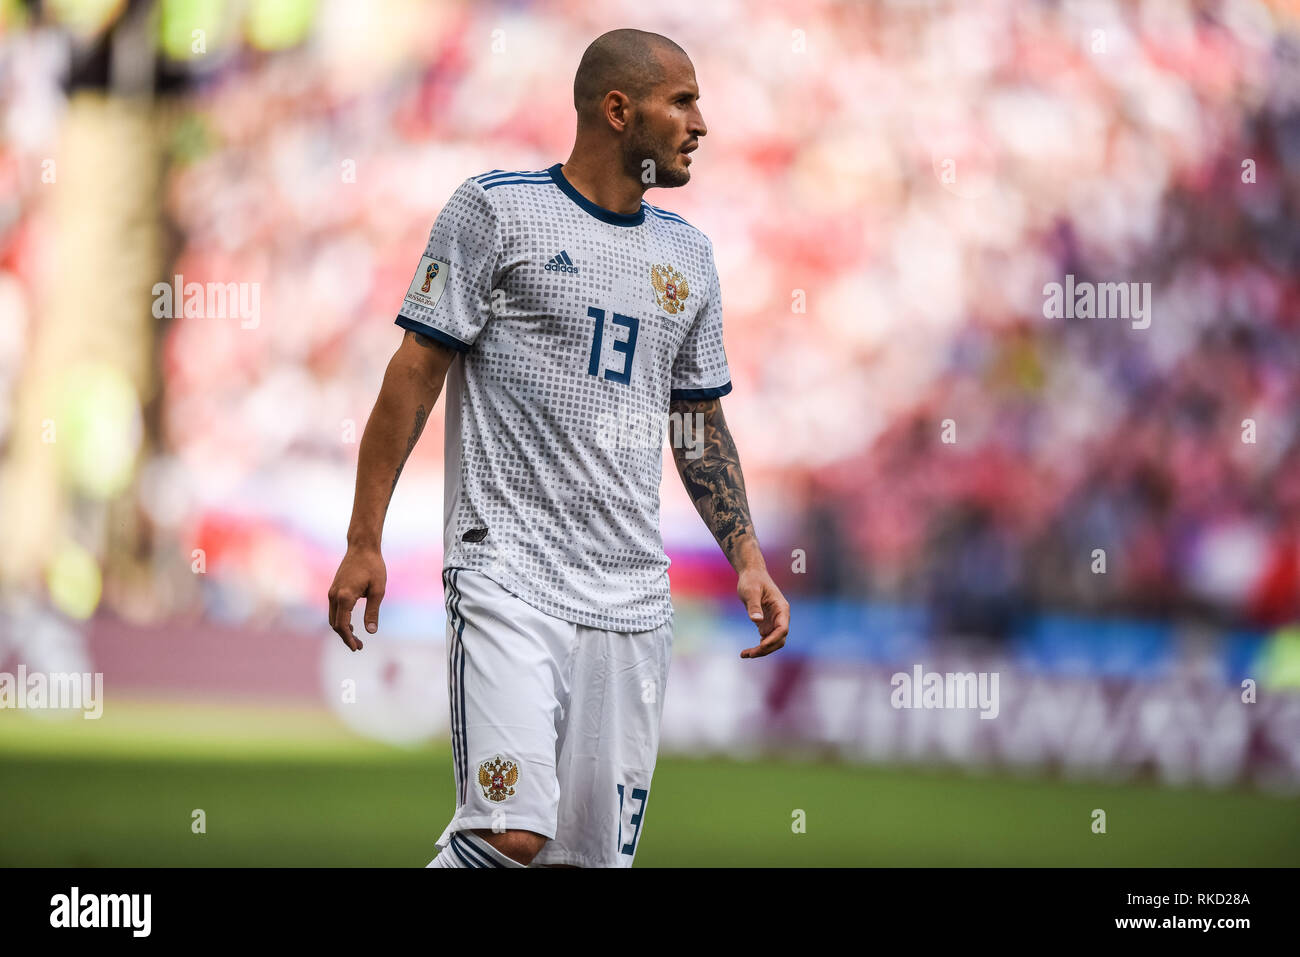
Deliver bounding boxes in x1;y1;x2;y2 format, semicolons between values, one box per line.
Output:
621;116;689;188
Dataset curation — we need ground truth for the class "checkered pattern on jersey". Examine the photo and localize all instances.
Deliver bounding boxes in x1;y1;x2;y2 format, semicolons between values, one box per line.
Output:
397;165;731;630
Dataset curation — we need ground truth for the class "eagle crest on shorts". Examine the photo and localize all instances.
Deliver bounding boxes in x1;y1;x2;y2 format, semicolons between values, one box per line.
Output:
478;755;519;802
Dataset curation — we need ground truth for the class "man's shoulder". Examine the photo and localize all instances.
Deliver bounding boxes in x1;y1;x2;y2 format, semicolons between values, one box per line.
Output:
463;168;556;203
642;199;707;235
442;169;558;232
641;199;713;256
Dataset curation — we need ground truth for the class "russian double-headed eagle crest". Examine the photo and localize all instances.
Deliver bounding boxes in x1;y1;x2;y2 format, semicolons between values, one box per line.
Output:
478;755;519;802
650;263;689;315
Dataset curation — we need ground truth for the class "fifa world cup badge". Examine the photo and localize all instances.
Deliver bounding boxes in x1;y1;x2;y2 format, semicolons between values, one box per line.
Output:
421;260;440;292
650;263;689;315
478;755;519;802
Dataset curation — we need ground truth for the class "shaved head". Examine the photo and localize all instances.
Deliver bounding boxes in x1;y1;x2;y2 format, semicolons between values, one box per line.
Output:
573;29;688;125
566;29;705;190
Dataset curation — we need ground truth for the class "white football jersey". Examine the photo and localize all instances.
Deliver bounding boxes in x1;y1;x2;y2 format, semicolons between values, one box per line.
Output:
397;165;731;631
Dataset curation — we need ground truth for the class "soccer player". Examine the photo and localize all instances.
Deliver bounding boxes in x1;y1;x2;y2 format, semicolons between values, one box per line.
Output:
327;28;790;868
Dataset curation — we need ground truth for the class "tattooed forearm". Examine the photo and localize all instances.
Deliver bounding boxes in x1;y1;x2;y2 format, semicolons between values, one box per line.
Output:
670;397;756;566
389;403;428;500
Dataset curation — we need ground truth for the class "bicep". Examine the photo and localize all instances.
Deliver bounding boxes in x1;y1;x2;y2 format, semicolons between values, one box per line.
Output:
394;329;458;390
668;395;719;419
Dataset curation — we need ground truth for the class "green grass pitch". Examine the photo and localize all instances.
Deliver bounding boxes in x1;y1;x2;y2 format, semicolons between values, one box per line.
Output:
1;700;1296;866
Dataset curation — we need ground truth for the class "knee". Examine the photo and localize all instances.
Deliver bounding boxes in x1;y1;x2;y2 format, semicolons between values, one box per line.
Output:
473;828;547;866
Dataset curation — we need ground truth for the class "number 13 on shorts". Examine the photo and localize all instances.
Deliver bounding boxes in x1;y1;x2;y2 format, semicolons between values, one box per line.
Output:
616;784;649;857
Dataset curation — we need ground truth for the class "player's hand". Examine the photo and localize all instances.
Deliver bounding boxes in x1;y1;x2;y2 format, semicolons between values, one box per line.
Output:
737;565;789;659
327;545;386;651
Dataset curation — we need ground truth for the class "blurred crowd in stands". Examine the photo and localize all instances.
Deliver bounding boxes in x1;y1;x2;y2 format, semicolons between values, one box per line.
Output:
2;0;1298;634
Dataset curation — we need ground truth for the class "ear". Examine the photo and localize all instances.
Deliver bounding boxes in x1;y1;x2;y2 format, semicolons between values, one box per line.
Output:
603;90;632;132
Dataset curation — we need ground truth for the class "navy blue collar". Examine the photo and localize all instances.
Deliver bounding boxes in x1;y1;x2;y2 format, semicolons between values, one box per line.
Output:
547;163;645;227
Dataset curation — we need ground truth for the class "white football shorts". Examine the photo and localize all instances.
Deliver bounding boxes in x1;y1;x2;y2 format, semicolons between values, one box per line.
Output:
434;567;673;867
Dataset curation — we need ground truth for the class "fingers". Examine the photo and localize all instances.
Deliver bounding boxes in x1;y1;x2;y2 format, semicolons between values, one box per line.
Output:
741;584;789;659
329;588;363;652
738;583;764;623
762;600;791;642
363;586;385;635
741;611;787;657
740;629;785;658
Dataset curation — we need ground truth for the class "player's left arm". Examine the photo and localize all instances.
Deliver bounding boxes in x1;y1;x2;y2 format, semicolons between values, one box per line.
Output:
669;396;790;659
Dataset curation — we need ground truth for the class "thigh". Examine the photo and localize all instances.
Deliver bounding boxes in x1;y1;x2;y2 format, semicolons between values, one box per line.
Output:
435;568;574;847
534;618;673;868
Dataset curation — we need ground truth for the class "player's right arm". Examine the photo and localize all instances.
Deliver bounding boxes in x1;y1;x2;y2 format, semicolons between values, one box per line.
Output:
328;330;458;651
330;177;500;650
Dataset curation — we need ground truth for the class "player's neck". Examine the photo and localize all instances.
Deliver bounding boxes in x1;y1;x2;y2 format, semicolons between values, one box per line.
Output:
558;156;645;216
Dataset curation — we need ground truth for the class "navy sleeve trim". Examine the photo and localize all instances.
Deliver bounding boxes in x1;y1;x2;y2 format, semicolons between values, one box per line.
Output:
670;381;733;401
395;315;472;353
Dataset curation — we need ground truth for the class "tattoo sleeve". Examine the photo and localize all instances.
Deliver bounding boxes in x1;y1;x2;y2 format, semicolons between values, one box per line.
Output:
670;397;756;567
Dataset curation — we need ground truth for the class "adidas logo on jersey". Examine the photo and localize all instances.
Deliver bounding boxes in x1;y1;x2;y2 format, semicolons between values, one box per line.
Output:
544;250;579;274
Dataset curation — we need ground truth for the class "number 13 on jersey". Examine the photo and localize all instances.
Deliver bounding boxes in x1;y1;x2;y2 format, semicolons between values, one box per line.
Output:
587;306;640;386
616;784;648;856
